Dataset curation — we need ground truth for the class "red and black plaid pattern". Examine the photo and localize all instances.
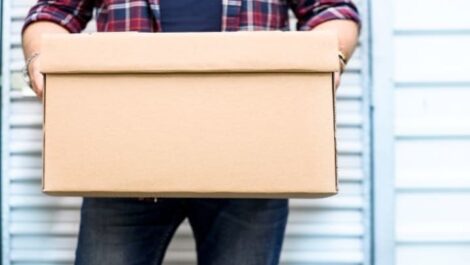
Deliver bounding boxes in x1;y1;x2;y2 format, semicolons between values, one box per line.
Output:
23;0;360;33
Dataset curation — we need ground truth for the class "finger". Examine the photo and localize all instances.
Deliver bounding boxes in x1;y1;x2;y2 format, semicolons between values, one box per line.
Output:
334;72;341;91
28;57;43;99
32;70;44;99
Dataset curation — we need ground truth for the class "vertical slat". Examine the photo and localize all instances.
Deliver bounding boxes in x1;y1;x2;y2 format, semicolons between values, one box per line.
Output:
370;0;396;265
2;1;13;265
356;0;372;264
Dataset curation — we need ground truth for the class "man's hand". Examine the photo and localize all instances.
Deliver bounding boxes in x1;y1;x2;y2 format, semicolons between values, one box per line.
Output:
22;21;69;100
28;55;44;99
334;71;341;91
311;20;359;92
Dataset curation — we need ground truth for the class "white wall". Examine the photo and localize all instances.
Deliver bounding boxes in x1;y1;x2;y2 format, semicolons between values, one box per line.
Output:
373;0;470;264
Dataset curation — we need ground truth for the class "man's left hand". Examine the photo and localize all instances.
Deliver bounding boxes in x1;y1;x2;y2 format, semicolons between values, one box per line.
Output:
334;71;341;91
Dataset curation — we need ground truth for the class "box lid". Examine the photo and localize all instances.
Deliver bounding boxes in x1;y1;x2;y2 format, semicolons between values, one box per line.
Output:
40;31;339;74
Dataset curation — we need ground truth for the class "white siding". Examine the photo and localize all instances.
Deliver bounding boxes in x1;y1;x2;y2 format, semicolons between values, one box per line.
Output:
395;88;470;137
394;35;470;83
2;1;371;264
394;0;470;31
382;0;470;263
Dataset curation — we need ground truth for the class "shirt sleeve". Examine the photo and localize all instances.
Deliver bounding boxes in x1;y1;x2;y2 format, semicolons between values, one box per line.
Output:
22;0;95;34
290;0;361;30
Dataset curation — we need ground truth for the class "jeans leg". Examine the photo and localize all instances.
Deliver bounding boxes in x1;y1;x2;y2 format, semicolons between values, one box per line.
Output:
75;198;186;265
187;198;289;265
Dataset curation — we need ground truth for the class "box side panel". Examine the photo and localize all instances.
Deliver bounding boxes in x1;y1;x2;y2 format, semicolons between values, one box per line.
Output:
332;72;339;192
42;75;47;192
43;73;336;197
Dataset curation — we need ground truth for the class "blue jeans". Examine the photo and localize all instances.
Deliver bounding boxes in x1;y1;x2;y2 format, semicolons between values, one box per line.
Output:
75;198;289;265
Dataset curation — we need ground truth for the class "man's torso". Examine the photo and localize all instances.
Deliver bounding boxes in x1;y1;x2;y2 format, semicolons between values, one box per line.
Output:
91;0;290;32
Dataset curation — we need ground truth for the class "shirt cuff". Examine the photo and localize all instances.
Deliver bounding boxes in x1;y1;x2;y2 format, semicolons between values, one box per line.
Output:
22;6;84;35
299;5;361;31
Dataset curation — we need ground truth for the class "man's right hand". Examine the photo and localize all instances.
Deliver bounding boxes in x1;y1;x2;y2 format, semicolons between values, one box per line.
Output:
28;55;44;99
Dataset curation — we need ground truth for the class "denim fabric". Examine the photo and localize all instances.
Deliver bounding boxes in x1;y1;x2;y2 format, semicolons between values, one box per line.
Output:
75;198;288;265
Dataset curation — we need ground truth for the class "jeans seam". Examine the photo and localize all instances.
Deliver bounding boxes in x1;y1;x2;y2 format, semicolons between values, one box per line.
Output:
153;215;183;265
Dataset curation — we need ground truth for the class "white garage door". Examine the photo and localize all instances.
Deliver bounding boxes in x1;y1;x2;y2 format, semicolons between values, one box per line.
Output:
1;0;371;264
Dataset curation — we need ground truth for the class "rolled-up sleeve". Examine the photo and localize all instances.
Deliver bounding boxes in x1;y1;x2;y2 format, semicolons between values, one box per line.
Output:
22;0;95;34
290;0;361;30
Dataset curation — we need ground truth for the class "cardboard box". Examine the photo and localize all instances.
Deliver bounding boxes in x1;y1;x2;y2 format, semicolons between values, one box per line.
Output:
41;31;339;198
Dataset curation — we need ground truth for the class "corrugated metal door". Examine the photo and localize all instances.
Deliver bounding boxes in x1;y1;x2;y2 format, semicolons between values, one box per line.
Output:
372;0;470;264
2;0;371;264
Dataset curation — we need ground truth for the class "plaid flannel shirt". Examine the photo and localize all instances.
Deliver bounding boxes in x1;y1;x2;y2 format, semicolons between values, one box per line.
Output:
23;0;360;33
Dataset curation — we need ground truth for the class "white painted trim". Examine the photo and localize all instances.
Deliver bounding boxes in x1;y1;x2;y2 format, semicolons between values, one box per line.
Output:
370;0;396;264
357;0;372;264
1;0;12;264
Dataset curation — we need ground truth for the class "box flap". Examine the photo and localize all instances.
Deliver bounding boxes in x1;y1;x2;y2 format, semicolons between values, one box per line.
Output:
40;31;339;74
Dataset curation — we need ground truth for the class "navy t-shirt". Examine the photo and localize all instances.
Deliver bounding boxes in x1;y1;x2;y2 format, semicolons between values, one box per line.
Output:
159;0;222;32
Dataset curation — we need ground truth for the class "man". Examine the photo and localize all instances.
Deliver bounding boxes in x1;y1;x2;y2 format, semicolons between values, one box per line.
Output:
22;1;360;264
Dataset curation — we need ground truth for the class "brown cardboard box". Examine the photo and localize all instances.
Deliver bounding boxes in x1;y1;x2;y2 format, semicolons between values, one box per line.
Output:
41;31;339;198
